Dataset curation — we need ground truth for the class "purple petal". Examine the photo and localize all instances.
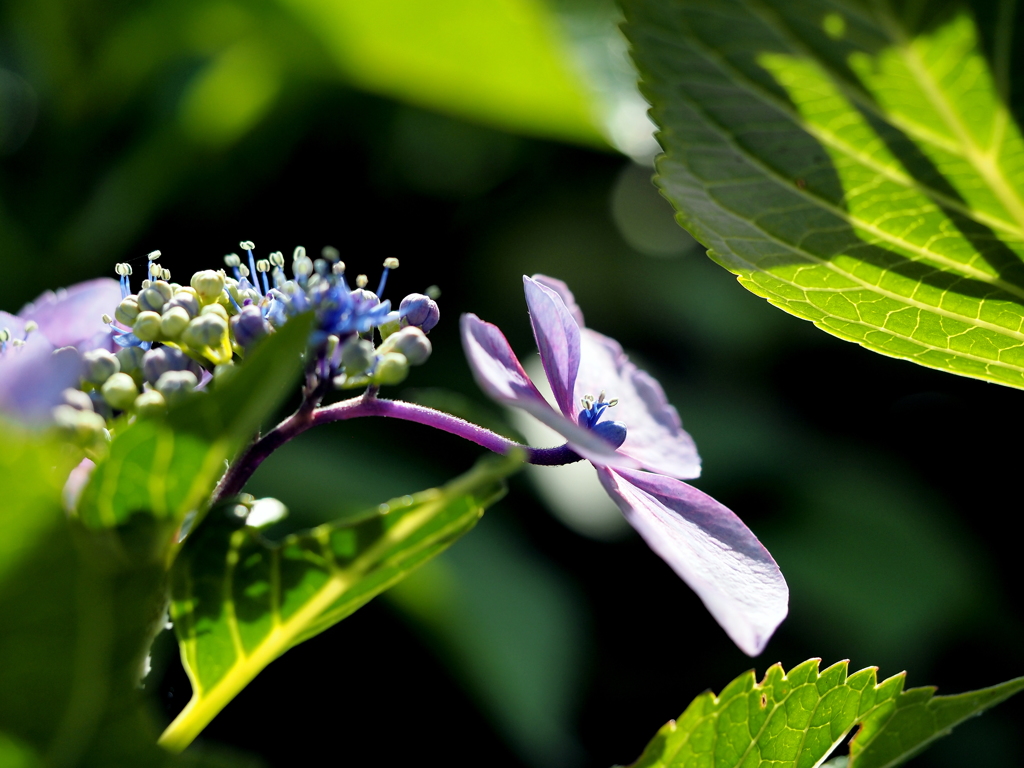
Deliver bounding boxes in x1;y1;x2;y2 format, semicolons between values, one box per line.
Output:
0;311;28;338
0;334;83;425
461;313;636;466
18;278;121;351
523;276;581;420
597;467;788;656
577;329;701;479
530;274;585;328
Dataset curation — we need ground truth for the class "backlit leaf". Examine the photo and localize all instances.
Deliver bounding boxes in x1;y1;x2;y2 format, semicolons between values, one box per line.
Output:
624;0;1024;387
159;451;521;751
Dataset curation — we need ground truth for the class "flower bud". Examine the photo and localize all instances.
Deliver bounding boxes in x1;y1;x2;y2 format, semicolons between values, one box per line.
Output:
133;311;163;342
399;293;439;333
340;337;376;375
230;305;270;348
101;372;139;411
82;349;120;385
372;352;409;386
114;296;140;326
378;326;431;366
201;303;229;320
160;306;191;339
61;388;94;412
191;270;226;302
182;313;228;348
133;389;167;418
137;286;167;313
151;280;174;303
166;290;200;318
155;370;198;406
116;345;145;376
142;346;199;385
52;404;107;444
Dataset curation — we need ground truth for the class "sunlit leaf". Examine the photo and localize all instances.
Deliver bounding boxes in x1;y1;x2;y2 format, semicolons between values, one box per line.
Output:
159;452;521;752
625;659;1024;768
76;315;311;531
624;0;1024;387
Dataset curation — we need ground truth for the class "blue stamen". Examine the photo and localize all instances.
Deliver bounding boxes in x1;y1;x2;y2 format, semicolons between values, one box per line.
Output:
260;271;270;295
246;249;261;296
376;268;390;298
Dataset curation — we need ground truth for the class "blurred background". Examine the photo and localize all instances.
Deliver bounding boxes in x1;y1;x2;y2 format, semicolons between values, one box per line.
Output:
2;0;1023;765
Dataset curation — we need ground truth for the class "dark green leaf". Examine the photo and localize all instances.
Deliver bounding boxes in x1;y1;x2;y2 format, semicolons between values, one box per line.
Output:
160;451;521;751
625;659;1024;768
624;0;1024;387
77;315;311;531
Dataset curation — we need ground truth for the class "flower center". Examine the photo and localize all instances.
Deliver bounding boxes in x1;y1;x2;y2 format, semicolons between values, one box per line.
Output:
577;391;627;449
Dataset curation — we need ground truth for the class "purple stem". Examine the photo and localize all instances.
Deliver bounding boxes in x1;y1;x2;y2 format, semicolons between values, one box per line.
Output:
212;393;582;501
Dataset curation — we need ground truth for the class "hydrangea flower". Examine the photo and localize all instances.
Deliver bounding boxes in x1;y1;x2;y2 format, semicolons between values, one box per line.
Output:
0;278;121;424
461;275;788;655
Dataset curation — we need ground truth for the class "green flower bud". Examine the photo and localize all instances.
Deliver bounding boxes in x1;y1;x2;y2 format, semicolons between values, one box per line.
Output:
101;372;139;411
60;388;94;412
378;326;431;366
137;286;167;313
133;311;163;342
155;370;198;406
114;296;140;326
191;270;226;302
182;313;228;348
200;303;229;320
133;389;167;418
160;306;191;339
115;345;145;375
373;352;409;386
82;349;120;385
340;337;376;375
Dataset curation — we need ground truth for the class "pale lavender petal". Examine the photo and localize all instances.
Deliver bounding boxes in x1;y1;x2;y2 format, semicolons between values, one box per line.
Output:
0;334;83;425
18;278;121;351
597;467;788;656
63;458;96;513
523;276;581;420
577;329;701;480
0;311;28;338
461;313;635;467
530;274;585;328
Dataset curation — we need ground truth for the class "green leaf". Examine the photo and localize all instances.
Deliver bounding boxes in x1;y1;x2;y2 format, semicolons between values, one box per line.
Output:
625;659;1024;768
624;0;1024;388
278;0;606;145
0;423;253;766
77;315;312;531
159;451;521;752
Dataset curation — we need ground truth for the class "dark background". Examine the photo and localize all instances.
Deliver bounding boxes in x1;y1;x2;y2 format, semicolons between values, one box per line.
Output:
2;1;1023;765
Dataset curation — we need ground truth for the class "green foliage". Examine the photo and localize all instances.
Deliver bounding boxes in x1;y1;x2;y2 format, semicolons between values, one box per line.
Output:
624;0;1024;387
76;316;311;532
625;659;1024;768
160;452;521;751
0;424;251;767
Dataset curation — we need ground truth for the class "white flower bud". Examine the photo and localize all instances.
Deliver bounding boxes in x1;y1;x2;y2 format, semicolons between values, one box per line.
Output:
160;306;191;339
83;349;120;385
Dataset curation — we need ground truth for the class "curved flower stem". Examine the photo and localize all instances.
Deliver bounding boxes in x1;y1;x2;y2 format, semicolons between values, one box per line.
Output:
213;391;582;502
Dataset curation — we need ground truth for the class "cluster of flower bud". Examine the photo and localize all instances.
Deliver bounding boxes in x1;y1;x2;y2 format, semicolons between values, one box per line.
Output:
54;242;441;443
